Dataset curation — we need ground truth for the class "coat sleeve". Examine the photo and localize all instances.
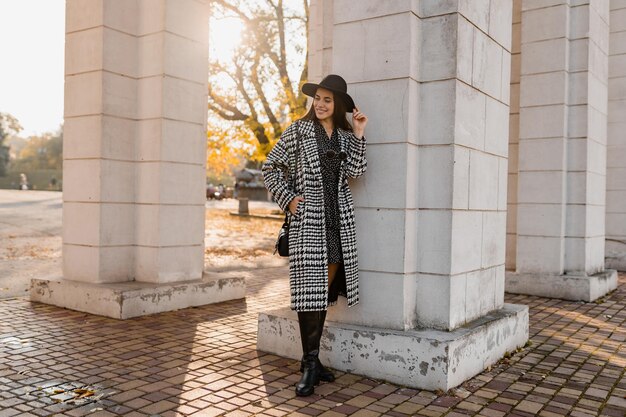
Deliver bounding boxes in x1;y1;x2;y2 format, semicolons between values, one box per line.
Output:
262;123;298;213
345;132;367;178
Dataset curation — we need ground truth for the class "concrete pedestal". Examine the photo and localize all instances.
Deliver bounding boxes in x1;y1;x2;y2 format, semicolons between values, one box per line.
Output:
258;305;528;391
506;269;618;302
31;272;245;319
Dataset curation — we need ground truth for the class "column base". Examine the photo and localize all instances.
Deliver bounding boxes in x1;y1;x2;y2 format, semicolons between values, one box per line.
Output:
30;272;246;319
606;252;626;273
257;304;528;391
505;269;618;302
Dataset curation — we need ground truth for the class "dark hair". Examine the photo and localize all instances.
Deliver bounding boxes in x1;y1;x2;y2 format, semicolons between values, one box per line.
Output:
299;90;353;131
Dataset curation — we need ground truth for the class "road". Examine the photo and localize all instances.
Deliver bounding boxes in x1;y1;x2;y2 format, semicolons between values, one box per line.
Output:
0;190;62;298
0;190;286;299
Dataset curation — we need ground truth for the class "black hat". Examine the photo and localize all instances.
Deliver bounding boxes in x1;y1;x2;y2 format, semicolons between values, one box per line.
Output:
301;74;355;113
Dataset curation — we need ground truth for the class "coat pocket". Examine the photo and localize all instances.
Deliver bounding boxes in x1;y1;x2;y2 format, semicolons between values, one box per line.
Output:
294;200;304;218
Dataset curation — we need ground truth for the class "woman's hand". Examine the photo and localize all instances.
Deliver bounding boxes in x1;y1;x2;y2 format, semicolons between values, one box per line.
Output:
352;106;368;139
289;196;305;215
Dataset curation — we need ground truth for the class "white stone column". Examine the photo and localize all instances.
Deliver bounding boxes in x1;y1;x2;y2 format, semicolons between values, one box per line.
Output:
258;0;528;390
507;0;522;271
30;0;245;318
134;0;208;282
308;0;333;83
506;0;617;300
606;1;626;271
61;0;139;284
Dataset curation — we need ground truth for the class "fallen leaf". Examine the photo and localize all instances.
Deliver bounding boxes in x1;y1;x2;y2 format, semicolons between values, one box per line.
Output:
77;390;95;399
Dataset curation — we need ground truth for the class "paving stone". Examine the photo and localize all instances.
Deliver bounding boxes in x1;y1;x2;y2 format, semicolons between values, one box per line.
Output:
0;267;624;417
392;401;425;414
350;410;382;417
514;400;543;414
345;395;377;407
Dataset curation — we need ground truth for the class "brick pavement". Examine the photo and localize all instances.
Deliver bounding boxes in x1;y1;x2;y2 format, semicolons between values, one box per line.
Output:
0;269;624;417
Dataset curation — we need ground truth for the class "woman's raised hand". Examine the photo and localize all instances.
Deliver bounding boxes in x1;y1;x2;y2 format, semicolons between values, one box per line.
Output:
352;106;368;139
289;196;305;215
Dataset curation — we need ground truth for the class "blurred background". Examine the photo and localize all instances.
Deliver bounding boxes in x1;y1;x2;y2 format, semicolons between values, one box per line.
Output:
0;0;308;198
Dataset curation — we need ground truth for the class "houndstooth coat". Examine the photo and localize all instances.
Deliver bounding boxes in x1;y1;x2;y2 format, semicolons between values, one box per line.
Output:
262;118;367;311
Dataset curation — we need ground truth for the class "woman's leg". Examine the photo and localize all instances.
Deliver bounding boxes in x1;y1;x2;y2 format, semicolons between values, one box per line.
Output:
295;310;322;396
311;262;339;384
328;262;340;286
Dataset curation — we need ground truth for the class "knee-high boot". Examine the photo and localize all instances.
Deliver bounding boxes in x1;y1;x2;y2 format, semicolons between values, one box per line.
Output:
299;310;335;382
316;310;335;382
295;311;322;396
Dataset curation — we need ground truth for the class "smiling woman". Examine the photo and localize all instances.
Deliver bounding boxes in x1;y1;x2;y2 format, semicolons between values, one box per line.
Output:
262;74;368;397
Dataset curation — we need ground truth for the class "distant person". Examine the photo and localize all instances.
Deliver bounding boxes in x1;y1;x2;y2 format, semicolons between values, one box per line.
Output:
19;173;29;190
49;177;57;190
262;74;368;396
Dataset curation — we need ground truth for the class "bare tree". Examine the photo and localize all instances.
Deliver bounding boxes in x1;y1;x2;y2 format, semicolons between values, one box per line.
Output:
208;0;309;152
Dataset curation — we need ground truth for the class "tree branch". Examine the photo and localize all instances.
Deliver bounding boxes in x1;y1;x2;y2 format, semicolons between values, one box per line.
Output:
207;0;307;150
211;0;250;21
251;53;282;137
207;83;251;122
207;102;247;121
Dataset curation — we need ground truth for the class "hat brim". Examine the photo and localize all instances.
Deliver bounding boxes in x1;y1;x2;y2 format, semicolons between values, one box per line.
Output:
302;83;355;113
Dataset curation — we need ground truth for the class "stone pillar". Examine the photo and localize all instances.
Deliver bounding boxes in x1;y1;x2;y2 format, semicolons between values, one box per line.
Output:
507;0;522;271
606;2;626;271
30;0;245;318
258;0;528;390
308;0;333;83
506;0;617;300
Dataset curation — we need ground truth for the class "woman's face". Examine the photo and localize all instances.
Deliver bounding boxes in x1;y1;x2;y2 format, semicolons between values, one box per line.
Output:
313;87;334;122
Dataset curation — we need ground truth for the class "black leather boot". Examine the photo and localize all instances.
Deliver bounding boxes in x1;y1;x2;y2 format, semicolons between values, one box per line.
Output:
299;310;336;382
316;310;335;382
295;311;321;396
296;350;320;396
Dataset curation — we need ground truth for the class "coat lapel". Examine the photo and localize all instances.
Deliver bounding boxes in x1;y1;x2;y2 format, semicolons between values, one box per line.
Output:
336;127;349;185
298;119;349;185
298;119;322;182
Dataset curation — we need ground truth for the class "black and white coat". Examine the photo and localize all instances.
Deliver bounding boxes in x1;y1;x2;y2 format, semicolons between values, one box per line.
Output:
262;118;367;311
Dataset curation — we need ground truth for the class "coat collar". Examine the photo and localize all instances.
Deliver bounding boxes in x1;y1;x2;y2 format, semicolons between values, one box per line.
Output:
297;119;348;183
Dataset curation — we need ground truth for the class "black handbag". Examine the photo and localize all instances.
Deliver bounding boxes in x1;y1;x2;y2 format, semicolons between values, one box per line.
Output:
275;214;290;256
274;124;301;257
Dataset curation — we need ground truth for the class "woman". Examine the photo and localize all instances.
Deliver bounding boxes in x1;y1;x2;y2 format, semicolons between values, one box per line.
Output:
262;74;368;396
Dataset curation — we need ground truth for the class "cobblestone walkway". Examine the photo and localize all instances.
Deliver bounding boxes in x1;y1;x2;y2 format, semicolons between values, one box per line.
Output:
0;270;624;417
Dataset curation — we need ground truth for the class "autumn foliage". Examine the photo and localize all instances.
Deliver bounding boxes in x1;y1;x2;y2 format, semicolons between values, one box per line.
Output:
206;0;309;177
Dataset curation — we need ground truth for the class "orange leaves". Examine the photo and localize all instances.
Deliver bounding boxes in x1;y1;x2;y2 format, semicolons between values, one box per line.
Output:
206;120;279;177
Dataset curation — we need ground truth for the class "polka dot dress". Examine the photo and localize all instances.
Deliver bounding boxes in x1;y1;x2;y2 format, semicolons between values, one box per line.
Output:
315;121;344;264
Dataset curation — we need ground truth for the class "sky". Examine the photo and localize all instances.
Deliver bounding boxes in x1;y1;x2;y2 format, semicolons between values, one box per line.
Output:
0;1;244;138
0;0;65;137
0;0;302;138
